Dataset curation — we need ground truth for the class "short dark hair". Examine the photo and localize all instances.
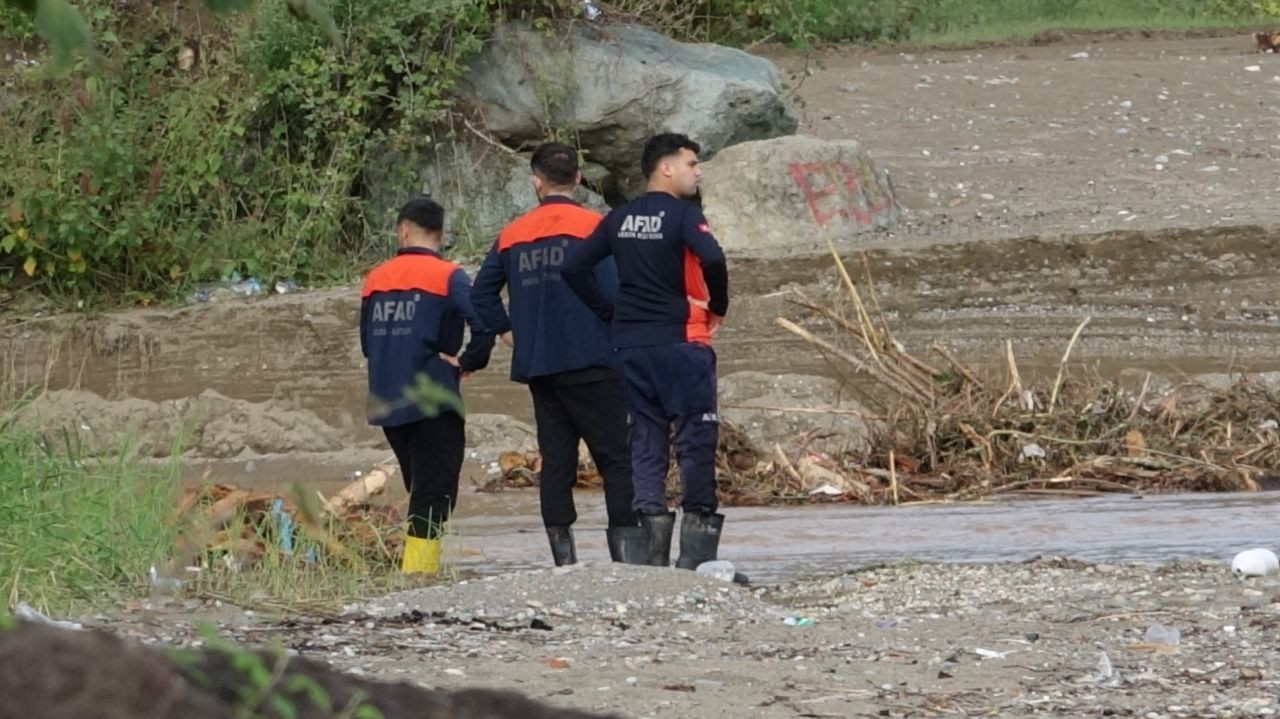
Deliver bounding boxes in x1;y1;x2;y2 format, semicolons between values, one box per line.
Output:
530;142;578;187
641;133;701;178
397;197;444;233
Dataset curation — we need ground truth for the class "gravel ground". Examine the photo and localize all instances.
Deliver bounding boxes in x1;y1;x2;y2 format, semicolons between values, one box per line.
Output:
102;557;1280;718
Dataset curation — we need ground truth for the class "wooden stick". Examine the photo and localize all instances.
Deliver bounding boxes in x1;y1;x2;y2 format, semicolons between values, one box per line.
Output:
823;229;886;365
1048;316;1092;413
774;442;803;484
722;403;879;418
793;299;937;400
889;450;899;506
776;317;928;403
930;343;985;389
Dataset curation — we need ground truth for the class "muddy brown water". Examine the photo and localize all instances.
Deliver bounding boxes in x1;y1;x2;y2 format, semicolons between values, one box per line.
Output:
436;486;1280;584
185;455;1280;584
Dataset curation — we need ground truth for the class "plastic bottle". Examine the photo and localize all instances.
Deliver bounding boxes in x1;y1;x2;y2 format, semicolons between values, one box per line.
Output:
695;560;737;583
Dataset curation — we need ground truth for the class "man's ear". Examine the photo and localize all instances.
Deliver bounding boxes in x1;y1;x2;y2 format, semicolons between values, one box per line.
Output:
531;174;544;195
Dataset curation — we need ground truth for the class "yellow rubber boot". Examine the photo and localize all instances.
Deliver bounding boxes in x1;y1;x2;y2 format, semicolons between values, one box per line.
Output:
401;536;441;575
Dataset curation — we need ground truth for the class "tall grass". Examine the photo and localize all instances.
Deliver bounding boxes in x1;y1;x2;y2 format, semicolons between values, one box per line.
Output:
0;416;179;613
0;403;443;615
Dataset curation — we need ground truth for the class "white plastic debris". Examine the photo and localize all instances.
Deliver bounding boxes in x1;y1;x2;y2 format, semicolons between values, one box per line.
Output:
1097;652;1113;679
1244;65;1261;72
1020;442;1047;460
1231;548;1279;578
14;602;84;631
695;560;738;583
1145;623;1181;645
974;648;1007;659
808;483;845;497
149;564;183;594
1069;51;1090;60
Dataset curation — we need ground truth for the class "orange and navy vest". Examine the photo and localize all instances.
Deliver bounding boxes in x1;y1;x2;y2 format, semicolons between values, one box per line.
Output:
359;247;493;426
471;197;618;383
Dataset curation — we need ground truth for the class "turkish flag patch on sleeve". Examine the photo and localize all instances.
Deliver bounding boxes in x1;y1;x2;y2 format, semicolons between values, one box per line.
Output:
697;223;711;233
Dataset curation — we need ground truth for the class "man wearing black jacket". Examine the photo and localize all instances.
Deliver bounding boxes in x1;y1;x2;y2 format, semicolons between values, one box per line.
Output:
360;197;495;575
561;133;733;573
471;143;641;566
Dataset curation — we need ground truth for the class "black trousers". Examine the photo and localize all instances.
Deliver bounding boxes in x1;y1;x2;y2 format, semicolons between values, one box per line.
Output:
529;372;636;529
383;412;465;539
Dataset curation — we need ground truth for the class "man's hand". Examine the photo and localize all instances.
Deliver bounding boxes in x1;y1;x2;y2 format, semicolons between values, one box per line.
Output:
709;314;724;336
438;352;473;381
500;331;514;348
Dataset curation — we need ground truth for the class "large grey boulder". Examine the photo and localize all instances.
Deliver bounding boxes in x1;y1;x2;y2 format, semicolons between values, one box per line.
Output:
700;135;901;255
460;22;798;197
365;140;606;251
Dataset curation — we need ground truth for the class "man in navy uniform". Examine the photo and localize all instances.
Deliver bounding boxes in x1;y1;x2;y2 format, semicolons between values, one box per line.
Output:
360;197;494;574
561;133;734;574
471;143;641;566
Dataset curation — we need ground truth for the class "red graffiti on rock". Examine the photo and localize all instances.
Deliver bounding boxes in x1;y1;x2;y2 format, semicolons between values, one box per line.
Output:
787;161;894;227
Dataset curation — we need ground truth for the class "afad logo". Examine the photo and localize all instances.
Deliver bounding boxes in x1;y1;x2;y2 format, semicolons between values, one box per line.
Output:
697;223;711;234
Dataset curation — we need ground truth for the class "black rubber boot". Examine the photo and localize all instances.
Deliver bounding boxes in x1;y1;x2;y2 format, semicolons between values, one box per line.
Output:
545;525;577;566
638;512;675;567
607;526;648;564
675;511;723;570
675;512;750;583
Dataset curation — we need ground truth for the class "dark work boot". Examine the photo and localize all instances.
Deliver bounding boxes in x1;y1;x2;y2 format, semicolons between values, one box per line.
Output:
546;525;577;566
675;512;723;570
607;526;648;564
675;512;750;583
638;512;675;567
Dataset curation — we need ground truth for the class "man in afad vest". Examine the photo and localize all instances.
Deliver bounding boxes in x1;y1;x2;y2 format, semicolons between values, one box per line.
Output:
360;197;494;574
472;142;641;566
562;133;742;580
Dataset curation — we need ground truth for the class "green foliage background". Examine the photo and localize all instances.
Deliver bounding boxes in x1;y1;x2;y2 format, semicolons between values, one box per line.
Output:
0;0;1274;304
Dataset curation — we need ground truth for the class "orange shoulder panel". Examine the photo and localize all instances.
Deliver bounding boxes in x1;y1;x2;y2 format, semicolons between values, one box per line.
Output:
497;203;602;251
361;254;456;298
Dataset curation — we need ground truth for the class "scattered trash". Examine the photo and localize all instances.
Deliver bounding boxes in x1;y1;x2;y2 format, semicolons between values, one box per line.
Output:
1097;652;1113;679
1231;548;1279;577
1244;65;1262;72
807;483;845;497
1069;51;1090;60
148;564;183;595
783;616;815;627
1020;442;1047;460
13;602;84;631
1145;623;1181;645
974;647;1007;660
580;0;601;20
841;83;859;93
274;279;299;295
1259;419;1278;431
173;465;399;571
230;278;262;297
695;560;738;583
272;498;295;555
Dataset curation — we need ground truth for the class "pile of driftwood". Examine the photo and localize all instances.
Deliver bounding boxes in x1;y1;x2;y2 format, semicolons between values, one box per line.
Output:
173;465;402;571
482;238;1279;506
760;238;1278;504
